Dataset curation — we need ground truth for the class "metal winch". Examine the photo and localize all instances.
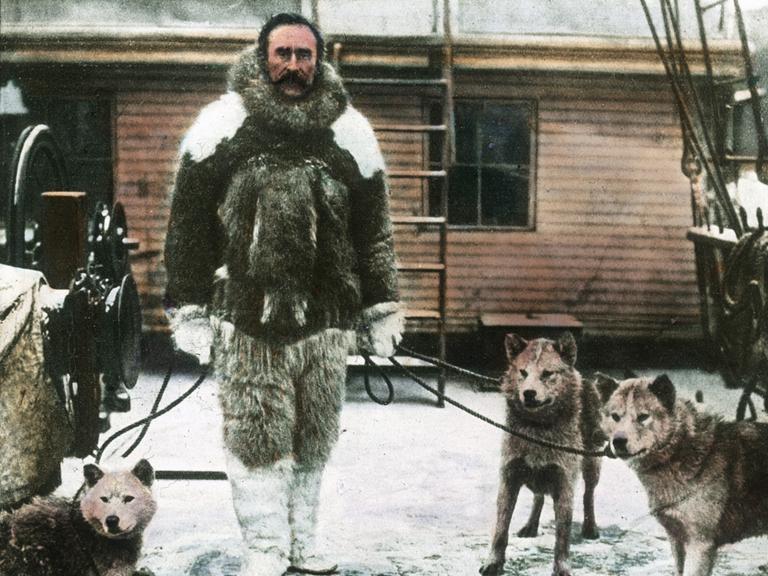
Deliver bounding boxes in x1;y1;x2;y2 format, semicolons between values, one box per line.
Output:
5;124;141;459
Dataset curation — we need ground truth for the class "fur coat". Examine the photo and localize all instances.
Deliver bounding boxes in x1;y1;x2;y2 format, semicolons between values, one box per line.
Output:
165;49;399;343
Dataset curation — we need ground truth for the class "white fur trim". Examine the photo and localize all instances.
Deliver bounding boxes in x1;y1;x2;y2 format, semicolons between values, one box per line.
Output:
288;467;324;568
358;302;403;358
167;304;213;365
361;301;400;324
331;105;385;179
226;449;293;576
180;92;247;163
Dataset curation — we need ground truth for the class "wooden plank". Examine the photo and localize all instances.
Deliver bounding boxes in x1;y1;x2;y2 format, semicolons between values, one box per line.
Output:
686;226;739;249
480;313;583;329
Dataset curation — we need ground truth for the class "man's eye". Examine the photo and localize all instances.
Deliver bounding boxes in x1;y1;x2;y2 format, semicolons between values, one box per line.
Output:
296;50;312;61
611;413;621;422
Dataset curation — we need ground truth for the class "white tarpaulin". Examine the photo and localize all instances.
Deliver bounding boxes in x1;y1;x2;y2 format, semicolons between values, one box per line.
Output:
0;264;72;508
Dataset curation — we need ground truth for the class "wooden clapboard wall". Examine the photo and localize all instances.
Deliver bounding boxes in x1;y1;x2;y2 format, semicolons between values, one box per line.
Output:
116;71;697;340
350;71;697;339
115;86;220;330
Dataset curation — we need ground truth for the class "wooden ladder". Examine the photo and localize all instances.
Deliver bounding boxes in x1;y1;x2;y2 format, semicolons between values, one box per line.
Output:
333;5;455;406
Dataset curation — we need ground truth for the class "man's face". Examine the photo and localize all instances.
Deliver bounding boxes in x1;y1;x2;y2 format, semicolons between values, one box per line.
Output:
266;24;318;99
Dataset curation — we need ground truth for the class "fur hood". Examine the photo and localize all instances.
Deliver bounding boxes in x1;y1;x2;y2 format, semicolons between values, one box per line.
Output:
228;48;348;133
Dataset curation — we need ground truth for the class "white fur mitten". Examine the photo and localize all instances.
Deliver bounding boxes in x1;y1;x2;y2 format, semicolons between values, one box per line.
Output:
357;302;404;358
167;304;213;366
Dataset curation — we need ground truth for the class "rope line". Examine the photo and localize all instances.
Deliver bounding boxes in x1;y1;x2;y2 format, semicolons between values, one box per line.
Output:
395;344;500;385
95;366;210;463
362;353;395;405
387;356;606;458
121;357;174;458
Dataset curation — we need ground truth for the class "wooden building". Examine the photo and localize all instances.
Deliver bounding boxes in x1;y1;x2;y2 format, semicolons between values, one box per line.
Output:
1;20;742;349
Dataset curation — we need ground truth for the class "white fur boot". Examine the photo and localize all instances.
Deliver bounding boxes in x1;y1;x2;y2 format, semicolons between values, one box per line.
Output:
287;466;338;575
226;449;293;576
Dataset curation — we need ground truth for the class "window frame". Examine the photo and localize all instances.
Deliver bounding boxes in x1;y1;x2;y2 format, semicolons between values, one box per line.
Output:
445;97;538;231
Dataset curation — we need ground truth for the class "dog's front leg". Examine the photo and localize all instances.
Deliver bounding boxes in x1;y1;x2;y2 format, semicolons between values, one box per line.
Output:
552;476;575;576
682;540;717;576
580;456;600;539
480;467;523;576
517;493;545;537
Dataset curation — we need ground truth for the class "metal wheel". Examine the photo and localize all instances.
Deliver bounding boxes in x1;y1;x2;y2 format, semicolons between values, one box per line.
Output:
102;274;142;390
7;124;68;269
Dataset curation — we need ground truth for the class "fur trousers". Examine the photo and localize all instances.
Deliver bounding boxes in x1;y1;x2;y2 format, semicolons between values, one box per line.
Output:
214;327;351;575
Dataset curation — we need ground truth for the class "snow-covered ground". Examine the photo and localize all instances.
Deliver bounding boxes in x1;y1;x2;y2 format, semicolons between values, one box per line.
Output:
58;365;768;576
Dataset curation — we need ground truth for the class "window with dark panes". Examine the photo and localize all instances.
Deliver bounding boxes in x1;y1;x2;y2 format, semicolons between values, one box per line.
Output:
446;100;536;228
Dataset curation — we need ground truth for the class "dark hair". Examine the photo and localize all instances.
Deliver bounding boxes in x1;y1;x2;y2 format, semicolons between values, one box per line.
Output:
257;13;324;66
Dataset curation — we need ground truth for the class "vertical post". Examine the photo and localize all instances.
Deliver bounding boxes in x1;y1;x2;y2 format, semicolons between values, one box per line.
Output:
41;191;100;457
437;0;454;406
41;192;87;289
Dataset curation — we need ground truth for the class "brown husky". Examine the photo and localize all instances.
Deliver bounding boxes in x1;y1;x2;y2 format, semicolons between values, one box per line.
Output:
596;373;768;576
480;332;602;576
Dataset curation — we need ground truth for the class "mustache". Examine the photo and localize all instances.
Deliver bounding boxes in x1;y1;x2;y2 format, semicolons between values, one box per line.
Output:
275;70;309;87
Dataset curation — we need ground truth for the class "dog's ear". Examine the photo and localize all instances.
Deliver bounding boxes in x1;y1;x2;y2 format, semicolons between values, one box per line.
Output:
504;333;527;363
649;374;676;412
132;459;155;487
593;372;619;403
83;464;104;487
555;331;577;366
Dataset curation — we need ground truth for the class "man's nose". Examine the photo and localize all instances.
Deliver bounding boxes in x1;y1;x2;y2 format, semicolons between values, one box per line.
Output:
286;54;299;69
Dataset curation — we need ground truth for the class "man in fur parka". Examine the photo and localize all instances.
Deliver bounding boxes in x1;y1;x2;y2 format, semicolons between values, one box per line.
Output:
164;12;402;576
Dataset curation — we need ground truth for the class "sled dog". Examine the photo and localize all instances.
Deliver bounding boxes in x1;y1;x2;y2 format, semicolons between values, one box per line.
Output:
597;373;768;576
0;460;156;576
481;332;602;576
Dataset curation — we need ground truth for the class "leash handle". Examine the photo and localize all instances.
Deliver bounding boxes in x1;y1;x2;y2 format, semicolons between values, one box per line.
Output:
362;353;395;405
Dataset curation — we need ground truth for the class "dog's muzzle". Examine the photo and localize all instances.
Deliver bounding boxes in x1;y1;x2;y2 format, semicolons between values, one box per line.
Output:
606;433;647;460
521;390;552;410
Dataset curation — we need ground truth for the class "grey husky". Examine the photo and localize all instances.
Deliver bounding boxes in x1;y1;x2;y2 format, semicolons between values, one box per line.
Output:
480;332;602;576
597;373;768;576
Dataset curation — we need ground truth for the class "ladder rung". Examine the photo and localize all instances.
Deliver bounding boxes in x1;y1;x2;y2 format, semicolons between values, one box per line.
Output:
404;308;442;320
373;124;447;133
397;262;446;272
391;216;446;225
344;78;448;87
388;170;447;178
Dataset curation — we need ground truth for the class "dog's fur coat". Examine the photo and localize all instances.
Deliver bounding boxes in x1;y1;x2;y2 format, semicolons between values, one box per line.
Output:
480;333;602;576
597;374;768;576
0;460;156;576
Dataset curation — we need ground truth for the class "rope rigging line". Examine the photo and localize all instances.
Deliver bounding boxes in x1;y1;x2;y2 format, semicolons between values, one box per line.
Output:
640;0;743;235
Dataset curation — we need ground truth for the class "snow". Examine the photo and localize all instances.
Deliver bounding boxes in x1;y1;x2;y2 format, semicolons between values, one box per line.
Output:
57;365;768;576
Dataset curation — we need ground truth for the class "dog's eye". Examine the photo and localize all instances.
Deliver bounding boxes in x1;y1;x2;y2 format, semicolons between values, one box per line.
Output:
519;369;528;378
123;495;135;503
611;413;621;422
541;370;553;379
100;496;109;503
637;413;650;424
